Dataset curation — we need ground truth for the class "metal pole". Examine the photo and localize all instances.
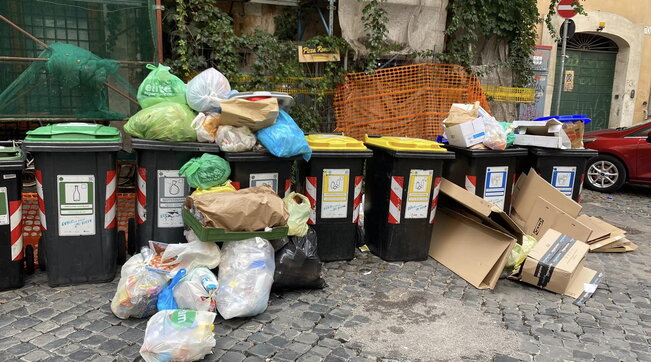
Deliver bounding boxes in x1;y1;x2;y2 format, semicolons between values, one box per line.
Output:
155;0;164;64
554;19;569;116
328;0;334;36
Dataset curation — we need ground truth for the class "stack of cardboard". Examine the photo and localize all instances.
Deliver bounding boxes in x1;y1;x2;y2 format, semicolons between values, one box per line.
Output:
428;170;636;305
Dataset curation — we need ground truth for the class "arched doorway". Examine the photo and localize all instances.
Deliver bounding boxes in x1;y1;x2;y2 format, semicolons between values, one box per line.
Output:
551;33;619;131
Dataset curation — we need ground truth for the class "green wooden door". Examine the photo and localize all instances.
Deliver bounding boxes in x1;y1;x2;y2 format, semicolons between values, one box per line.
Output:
551;50;617;131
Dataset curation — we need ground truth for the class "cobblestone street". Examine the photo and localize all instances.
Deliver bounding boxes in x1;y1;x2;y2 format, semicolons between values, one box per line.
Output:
0;186;649;362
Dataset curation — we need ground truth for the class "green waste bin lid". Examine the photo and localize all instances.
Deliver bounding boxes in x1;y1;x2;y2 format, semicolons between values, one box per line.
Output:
25;123;121;143
0;146;23;161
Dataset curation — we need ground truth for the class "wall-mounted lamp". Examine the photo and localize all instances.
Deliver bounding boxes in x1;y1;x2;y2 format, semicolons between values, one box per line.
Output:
597;22;606;31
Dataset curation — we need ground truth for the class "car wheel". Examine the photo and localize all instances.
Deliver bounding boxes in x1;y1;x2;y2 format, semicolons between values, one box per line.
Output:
585;155;627;193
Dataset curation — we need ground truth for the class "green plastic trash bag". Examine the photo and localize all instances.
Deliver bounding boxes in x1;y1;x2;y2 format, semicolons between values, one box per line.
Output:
506;235;537;271
283;192;311;237
179;154;231;189
500;122;516;148
125;102;197;142
137;64;187;108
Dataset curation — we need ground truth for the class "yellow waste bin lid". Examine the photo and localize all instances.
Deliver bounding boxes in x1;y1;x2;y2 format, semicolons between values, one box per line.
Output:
364;135;447;152
305;134;368;151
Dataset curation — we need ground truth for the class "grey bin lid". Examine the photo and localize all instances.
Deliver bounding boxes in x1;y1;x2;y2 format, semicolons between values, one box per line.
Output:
228;91;295;111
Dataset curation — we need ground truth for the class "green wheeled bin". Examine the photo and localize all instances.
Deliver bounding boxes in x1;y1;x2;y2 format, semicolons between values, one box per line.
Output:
23;123;122;287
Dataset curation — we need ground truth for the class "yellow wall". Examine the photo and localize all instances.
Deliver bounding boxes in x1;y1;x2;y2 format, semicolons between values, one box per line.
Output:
537;0;651;126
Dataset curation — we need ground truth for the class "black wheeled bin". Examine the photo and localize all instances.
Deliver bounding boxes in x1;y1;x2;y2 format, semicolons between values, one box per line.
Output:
364;136;454;262
0;144;25;291
132;139;221;249
524;148;598;202
23;123;121;287
223;152;298;197
443;146;527;213
296;135;372;262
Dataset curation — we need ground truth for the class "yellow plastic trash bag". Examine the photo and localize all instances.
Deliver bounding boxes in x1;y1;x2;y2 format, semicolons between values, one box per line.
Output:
191;181;237;196
506;235;537;271
283;192;311;237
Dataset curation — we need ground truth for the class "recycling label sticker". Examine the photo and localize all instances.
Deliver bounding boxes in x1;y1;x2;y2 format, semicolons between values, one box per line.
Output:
483;166;508;210
57;175;95;236
250;173;279;193
157;170;188;228
0;187;8;226
551;166;576;197
321;169;349;218
405;169;433;219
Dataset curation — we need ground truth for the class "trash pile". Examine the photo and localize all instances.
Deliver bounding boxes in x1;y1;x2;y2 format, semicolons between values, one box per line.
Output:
111;64;324;361
124;64;311;161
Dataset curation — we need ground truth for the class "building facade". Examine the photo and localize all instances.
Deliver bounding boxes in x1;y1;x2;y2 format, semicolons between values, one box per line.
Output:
536;0;651;129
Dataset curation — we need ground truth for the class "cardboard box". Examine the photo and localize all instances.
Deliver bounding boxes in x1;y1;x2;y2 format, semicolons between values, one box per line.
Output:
511;170;582;232
576;215;638;252
444;117;486;147
523;198;592;242
519;229;602;304
429;179;522;289
512;119;572;149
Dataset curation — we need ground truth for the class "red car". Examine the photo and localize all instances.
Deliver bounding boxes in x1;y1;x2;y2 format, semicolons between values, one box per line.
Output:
583;121;651;192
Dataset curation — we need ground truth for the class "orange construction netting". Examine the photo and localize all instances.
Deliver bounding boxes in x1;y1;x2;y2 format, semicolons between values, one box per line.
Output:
334;63;490;140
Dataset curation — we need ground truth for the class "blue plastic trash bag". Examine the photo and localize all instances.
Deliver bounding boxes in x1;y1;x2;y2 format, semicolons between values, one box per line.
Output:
256;110;312;161
157;268;186;311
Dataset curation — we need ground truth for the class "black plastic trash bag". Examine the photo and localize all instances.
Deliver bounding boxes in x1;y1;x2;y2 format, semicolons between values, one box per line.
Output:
272;228;326;291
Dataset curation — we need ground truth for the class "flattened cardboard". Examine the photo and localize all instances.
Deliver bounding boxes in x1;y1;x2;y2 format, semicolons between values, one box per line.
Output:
512;119;572;149
429;179;522;290
445;117;485;147
429;208;515;289
592;239;638;253
519;229;600;304
525;198;592;242
576;215;610;243
511;170;582;228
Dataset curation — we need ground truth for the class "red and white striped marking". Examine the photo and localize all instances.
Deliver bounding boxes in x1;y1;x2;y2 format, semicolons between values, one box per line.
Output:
305;176;317;225
352;176;363;223
9;200;23;261
429;177;442;224
104;170;117;229
388;176;403;224
284;179;292;197
465;175;477;195
231;181;241;190
578;174;585;202
35;170;47;230
136;168;147;224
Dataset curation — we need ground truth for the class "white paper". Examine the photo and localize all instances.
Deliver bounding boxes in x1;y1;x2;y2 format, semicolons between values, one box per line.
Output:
321;169;349;218
57;175;95;236
405;169;433;219
157;170;188;228
250;173;278;193
483;166;508;211
551;166;576;197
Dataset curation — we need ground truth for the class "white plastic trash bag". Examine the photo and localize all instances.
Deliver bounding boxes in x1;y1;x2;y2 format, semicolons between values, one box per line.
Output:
215;125;257;152
111;248;168;319
140;309;217;362
186;68;231;112
216;237;275;319
173;267;218;312
146;237;221;277
191;112;220;143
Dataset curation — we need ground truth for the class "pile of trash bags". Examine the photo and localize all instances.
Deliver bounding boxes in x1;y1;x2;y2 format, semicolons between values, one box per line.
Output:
124;64;311;161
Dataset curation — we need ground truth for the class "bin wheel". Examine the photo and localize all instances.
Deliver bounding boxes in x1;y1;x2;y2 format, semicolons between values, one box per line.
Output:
37;237;46;271
24;245;35;275
127;218;136;255
117;231;127;265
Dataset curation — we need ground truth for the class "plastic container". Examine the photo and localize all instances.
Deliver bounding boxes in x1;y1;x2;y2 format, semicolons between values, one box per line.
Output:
23;123;122;287
443;146;528;213
296;134;372;261
182;209;289;242
363;136;454;261
524;148;598;202
0;144;25;291
222;152;298;198
131;139;221;249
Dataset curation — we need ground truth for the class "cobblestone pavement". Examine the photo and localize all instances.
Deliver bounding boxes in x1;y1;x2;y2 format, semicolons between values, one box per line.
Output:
0;186;649;362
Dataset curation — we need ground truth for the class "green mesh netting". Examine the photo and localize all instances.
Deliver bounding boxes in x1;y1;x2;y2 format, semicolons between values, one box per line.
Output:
0;0;156;120
0;43;131;119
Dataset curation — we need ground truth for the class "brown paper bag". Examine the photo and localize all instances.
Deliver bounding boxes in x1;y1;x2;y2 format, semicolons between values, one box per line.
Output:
562;121;584;149
187;186;288;231
444;102;480;127
219;98;280;131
